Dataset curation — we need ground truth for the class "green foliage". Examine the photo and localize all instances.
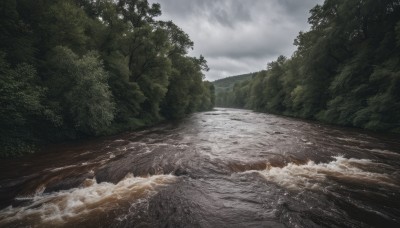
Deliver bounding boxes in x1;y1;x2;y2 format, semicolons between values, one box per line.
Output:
214;73;256;108
0;52;43;157
160;55;212;119
0;0;35;64
199;81;215;111
46;1;89;51
216;0;400;133
161;56;195;119
46;47;115;135
0;0;214;157
213;73;254;96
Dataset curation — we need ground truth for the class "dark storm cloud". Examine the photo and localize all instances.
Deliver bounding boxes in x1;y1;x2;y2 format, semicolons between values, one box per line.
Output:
148;0;323;81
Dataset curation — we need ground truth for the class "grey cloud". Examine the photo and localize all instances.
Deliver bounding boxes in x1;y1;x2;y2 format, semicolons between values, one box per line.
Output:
205;57;265;81
155;0;252;27
279;0;319;16
211;2;252;28
149;0;323;80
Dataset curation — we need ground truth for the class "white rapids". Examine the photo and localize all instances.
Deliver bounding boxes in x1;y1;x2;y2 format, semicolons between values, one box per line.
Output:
0;174;176;226
242;156;398;190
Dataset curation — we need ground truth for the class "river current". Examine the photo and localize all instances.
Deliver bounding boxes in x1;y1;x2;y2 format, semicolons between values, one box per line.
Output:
0;108;399;227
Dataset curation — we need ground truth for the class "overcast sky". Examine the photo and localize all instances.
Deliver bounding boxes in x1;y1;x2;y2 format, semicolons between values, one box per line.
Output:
148;0;323;81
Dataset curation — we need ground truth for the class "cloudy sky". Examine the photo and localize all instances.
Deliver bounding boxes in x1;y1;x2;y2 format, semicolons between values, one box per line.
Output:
148;0;323;81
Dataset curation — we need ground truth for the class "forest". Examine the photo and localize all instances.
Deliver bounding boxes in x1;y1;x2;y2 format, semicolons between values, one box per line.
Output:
214;73;257;107
213;73;254;94
213;73;254;106
216;0;400;134
0;0;215;157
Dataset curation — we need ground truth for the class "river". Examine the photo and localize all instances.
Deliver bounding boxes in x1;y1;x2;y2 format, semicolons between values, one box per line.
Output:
0;108;399;227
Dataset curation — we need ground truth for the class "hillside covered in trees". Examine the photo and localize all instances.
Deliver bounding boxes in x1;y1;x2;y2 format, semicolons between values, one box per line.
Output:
213;73;255;106
216;0;400;133
213;73;254;94
0;0;215;157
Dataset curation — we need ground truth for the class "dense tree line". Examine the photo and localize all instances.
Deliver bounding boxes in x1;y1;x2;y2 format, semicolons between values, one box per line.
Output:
0;0;214;157
214;73;257;108
213;73;253;93
216;0;400;133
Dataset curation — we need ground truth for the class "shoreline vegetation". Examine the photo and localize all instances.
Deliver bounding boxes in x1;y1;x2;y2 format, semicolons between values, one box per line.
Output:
214;0;400;134
2;0;400;158
0;0;215;157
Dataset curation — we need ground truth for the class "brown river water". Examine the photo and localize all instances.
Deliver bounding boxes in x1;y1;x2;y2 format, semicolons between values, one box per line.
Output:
0;108;399;228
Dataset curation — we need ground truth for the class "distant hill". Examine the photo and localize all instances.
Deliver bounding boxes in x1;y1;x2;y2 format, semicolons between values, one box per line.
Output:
212;73;255;94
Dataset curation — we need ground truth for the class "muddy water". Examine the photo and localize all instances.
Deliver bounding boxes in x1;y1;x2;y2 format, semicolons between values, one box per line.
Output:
0;108;400;227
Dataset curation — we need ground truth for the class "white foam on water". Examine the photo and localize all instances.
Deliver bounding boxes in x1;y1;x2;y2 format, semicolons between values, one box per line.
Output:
0;174;176;225
369;148;400;156
242;156;397;190
48;165;78;172
336;137;368;144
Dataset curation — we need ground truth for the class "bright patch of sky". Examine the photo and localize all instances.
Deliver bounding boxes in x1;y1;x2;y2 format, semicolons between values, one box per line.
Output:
149;0;323;81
